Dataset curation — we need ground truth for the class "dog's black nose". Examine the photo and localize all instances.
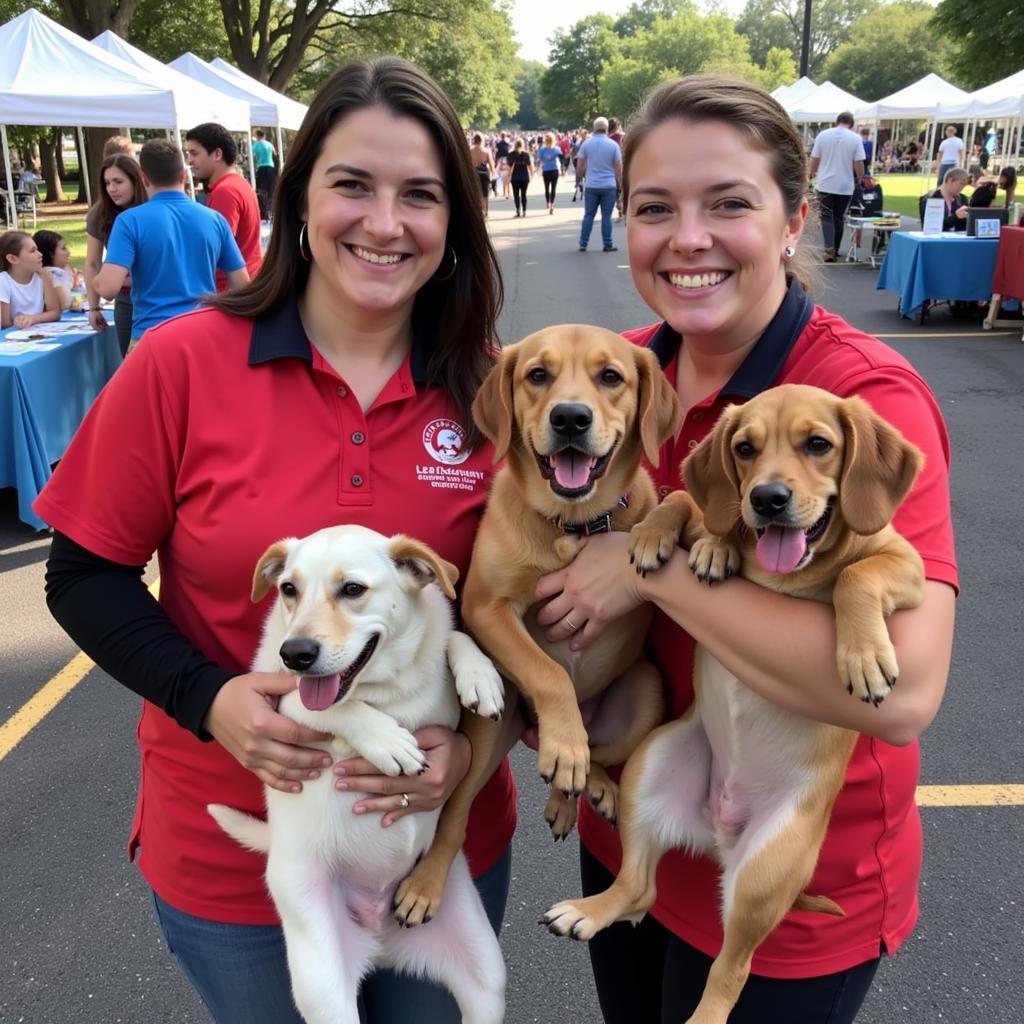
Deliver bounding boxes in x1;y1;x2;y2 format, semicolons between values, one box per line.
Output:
280;638;320;671
549;402;593;438
750;482;792;518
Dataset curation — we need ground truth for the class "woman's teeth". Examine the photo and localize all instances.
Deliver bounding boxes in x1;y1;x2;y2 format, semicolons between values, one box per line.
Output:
668;271;728;289
352;246;403;265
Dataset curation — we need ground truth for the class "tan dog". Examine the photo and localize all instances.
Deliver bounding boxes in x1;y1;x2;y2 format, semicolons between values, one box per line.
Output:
391;323;681;928
544;384;926;1024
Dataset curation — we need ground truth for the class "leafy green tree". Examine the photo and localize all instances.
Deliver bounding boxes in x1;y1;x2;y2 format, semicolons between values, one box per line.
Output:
511;61;546;129
130;0;228;62
613;0;695;37
824;3;956;101
933;0;1024;88
760;46;798;91
539;14;621;127
735;0;878;76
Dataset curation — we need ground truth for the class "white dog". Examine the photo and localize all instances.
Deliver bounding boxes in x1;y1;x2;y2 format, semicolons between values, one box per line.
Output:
208;525;506;1024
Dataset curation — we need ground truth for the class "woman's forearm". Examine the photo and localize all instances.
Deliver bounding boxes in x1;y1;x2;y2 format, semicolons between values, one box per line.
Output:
637;549;954;744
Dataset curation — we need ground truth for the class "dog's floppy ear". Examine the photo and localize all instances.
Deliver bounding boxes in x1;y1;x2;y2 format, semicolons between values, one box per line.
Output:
682;406;741;536
389;536;460;600
472;345;519;464
251;539;295;603
635;346;682;468
837;396;924;535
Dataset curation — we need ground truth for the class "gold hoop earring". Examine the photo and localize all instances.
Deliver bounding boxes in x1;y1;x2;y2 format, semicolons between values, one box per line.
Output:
433;245;457;282
299;223;312;262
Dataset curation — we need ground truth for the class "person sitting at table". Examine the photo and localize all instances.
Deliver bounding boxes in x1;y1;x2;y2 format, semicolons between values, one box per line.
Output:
0;230;61;329
34;229;83;310
901;140;921;172
920;168;969;231
850;174;887;254
969;166;1017;210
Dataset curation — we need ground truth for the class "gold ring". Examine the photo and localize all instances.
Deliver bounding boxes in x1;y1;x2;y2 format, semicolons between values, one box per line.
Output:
399;793;411;809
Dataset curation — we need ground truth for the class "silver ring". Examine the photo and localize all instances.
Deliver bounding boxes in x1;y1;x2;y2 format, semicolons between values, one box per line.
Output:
399;793;411;809
563;618;578;632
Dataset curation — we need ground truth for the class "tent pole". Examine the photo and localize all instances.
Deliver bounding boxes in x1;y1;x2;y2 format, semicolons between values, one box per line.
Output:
77;126;92;207
1;124;16;228
275;125;285;168
245;133;256;188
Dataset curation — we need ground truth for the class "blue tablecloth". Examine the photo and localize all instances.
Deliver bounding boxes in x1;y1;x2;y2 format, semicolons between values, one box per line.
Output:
0;319;121;530
876;231;1000;316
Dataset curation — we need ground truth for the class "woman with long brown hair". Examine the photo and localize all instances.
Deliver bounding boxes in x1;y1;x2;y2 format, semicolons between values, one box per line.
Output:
36;57;512;1023
84;153;146;355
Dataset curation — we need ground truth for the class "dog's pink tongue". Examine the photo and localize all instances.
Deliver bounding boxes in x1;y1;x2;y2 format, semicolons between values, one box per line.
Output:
756;526;806;574
551;450;594;489
298;674;341;711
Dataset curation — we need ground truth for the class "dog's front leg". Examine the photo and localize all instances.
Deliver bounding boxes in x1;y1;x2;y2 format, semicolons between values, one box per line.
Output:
448;630;505;721
466;599;590;796
629;491;709;577
832;544;924;705
266;854;369;1024
393;689;523;928
333;700;427;776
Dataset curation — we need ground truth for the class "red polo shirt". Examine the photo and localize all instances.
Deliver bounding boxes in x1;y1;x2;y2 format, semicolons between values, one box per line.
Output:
578;281;958;978
35;301;516;925
207;171;262;290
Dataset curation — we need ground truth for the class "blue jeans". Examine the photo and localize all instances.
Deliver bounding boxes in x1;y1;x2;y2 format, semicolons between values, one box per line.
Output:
580;186;618;248
151;845;511;1024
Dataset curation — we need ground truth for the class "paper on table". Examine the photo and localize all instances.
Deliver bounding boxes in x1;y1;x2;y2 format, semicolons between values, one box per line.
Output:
922;198;946;235
0;340;61;354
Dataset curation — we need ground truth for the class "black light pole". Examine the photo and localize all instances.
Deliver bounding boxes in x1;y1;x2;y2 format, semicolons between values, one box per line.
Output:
799;0;812;77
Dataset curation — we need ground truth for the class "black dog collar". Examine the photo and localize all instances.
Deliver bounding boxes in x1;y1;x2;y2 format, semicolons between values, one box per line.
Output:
553;494;631;536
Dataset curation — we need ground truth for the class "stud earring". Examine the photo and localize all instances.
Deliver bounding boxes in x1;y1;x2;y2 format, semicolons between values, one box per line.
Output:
783;245;796;260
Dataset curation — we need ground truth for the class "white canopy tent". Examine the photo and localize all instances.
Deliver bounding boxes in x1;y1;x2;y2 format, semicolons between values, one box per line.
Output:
937;70;1024;171
0;8;205;222
169;53;281;127
91;31;252;133
771;76;818;106
855;73;971;190
786;81;866;123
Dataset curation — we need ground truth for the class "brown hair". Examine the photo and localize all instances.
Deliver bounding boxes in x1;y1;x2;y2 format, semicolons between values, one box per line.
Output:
208;57;503;444
139;138;185;186
623;75;815;291
88;154;147;244
0;230;32;270
102;134;135;158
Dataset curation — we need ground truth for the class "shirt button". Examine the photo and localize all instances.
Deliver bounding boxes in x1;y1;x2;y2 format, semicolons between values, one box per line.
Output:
691;411;705;422
352;431;365;444
688;439;699;449
351;474;364;487
337;385;348;398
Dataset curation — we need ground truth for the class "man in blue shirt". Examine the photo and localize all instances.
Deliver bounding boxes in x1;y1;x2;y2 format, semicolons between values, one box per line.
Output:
95;139;249;348
575;116;623;252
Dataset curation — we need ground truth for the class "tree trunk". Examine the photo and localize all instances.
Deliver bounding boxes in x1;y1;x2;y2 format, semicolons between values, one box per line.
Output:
39;129;66;204
56;131;66;179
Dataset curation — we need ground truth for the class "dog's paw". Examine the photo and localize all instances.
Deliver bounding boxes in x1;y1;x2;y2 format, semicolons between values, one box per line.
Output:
393;869;445;928
359;724;427;777
628;518;680;577
688;536;741;583
541;900;603;942
544;788;578;840
837;630;899;706
584;769;618;826
537;721;590;797
453;659;505;721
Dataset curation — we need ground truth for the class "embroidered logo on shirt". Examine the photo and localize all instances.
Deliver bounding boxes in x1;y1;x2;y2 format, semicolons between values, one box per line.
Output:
422;418;471;465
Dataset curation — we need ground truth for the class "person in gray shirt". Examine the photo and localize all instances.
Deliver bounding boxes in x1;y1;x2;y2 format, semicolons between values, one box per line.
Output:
576;117;623;252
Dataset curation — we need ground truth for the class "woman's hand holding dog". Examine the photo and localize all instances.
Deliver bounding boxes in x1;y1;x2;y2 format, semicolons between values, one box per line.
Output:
334;725;472;827
535;533;645;650
205;673;333;793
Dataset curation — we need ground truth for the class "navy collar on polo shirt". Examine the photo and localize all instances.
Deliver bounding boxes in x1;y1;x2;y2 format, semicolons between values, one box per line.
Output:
645;276;814;399
248;292;432;384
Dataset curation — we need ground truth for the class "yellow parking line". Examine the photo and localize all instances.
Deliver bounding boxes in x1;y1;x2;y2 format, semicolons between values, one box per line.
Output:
0;651;96;760
916;785;1024;806
0;579;160;762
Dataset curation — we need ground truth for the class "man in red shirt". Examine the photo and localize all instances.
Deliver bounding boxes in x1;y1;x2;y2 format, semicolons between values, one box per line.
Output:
185;122;263;289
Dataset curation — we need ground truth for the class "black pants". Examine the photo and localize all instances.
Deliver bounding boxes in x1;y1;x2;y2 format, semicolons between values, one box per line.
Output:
817;192;852;253
542;169;559;204
255;165;278;220
512;178;529;212
580;847;880;1024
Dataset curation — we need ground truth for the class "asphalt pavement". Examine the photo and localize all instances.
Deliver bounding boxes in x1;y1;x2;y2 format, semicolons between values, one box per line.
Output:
2;179;1022;1024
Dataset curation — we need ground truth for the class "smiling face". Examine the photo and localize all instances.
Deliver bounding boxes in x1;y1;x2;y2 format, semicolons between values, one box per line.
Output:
626;118;806;354
52;239;71;269
301;106;449;327
104;166;135;208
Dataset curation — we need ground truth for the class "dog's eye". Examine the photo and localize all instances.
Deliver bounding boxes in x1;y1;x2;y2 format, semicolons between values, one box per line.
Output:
734;441;756;459
599;368;623;386
805;436;833;455
339;582;367;599
526;367;548;385
280;581;298;598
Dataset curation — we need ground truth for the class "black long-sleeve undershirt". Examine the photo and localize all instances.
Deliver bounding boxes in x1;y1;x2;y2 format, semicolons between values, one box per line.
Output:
43;531;233;739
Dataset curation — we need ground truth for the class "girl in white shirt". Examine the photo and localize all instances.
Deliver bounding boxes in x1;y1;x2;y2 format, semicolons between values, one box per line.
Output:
0;231;60;329
34;229;83;310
